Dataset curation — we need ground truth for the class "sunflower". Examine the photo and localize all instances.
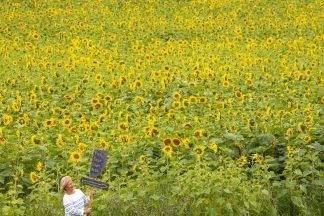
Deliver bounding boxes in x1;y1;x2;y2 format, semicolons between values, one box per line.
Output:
133;80;142;88
55;134;66;147
181;99;189;107
95;73;102;81
237;155;248;167
104;95;113;103
196;154;202;162
70;151;82;162
304;116;313;125
94;102;103;109
172;92;182;99
118;135;129;143
150;127;160;137
304;69;312;77
172;101;181;108
303;135;311;144
0;136;7;145
12;102;20;112
287;146;294;156
245;79;253;87
297;122;306;132
99;139;108;150
74;103;82;110
62;118;72;128
36;162;43;172
266;37;273;45
31;32;40;40
118;122;128;131
222;80;230;88
139;155;146;163
78;142;86;153
234;91;243;100
163;138;172;145
184;122;193;127
162;145;173;158
286;128;293;137
44;118;56;128
31;135;40;146
199;96;207;104
194;129;205;138
2;114;13;126
30;172;38;184
135;96;144;104
90;97;100;105
252;154;262;165
188;95;197;103
172;138;181;148
90;121;99;131
163;65;170;71
194;146;205;155
209;142;218;154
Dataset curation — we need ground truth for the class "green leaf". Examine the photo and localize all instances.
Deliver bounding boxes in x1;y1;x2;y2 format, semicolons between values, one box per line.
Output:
224;188;232;194
308;142;324;152
291;196;304;208
224;133;236;141
285;180;296;189
313;179;324;186
151;194;161;201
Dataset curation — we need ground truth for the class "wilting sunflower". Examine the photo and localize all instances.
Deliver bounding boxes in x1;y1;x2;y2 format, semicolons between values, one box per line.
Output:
30;172;38;184
70;151;82;162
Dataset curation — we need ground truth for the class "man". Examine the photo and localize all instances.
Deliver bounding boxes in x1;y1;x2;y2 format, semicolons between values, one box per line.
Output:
61;176;96;216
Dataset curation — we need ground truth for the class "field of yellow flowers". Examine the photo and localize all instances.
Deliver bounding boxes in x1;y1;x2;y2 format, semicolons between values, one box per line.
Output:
0;0;323;215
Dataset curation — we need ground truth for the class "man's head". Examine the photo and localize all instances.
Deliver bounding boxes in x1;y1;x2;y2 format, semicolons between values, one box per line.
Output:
60;176;74;192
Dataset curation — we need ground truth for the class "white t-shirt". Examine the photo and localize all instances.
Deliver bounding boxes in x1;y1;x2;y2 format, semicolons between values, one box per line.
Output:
63;189;90;216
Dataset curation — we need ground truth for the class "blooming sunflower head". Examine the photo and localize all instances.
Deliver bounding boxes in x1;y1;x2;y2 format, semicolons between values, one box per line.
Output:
70;151;82;163
30;172;38;184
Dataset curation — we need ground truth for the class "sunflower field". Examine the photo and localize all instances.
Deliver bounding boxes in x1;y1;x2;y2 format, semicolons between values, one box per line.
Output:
0;0;323;215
